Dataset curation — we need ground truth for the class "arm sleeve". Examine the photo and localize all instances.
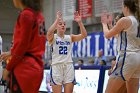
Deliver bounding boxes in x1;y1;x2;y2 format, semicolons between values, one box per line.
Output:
6;11;35;71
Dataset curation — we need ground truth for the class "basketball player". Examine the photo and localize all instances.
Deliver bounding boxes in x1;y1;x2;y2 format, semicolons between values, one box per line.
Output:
0;0;46;93
108;13;127;93
47;11;87;93
101;0;140;93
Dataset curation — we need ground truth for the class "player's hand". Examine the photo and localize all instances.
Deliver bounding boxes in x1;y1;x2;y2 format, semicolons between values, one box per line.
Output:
106;14;113;29
2;69;10;80
0;51;11;62
74;11;82;23
101;11;108;24
56;11;62;22
108;14;113;26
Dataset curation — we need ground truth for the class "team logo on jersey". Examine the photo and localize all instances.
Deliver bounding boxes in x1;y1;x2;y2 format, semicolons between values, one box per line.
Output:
56;40;70;45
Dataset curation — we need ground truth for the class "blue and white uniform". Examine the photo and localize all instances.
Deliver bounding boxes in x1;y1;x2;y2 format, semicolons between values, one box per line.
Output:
49;34;75;85
111;16;140;81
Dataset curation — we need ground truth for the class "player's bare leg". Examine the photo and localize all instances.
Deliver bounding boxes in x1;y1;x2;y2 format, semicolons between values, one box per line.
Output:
105;77;125;93
126;78;139;93
52;85;62;93
64;83;74;93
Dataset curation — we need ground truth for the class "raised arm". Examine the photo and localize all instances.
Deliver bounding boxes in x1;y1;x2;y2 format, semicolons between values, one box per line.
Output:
107;14;113;30
71;11;87;42
47;11;62;43
101;12;131;39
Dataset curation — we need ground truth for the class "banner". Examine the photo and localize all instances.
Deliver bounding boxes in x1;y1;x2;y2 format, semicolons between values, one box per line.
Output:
94;0;122;17
72;32;117;57
62;0;75;21
78;0;92;18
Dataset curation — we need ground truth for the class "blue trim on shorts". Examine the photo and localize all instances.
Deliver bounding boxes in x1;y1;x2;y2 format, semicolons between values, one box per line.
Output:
50;67;57;85
111;56;120;74
72;77;76;85
120;32;127;81
72;63;76;84
120;32;123;50
120;52;126;81
111;32;122;74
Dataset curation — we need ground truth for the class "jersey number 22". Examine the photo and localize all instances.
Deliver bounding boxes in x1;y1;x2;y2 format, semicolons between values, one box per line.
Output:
59;46;68;55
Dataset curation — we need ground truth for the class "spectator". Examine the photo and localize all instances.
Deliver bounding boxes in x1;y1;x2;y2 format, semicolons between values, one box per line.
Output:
108;57;116;76
77;59;84;69
94;49;106;65
99;60;106;66
44;59;52;68
88;59;95;66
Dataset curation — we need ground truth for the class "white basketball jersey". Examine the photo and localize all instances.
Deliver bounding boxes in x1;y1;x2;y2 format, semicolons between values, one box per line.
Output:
117;16;140;52
51;34;73;65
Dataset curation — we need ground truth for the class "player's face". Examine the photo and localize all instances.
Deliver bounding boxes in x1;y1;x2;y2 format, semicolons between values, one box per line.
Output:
13;0;21;9
57;21;66;34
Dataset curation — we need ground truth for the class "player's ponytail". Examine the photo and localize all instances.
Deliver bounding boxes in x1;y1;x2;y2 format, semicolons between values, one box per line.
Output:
123;0;137;14
135;0;140;37
21;0;43;11
123;0;140;37
134;0;139;21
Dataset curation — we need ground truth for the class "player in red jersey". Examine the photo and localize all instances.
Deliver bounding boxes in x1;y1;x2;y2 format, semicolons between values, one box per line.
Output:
0;0;46;93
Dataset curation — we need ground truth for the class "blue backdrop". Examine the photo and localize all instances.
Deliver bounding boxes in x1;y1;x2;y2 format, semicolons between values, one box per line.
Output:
72;32;118;58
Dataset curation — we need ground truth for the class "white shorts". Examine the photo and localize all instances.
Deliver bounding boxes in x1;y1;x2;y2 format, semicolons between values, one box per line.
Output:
50;62;76;85
111;51;140;81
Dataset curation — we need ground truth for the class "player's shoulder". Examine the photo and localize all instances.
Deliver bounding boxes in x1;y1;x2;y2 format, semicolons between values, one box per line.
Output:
64;35;72;42
19;8;37;22
20;8;35;17
64;34;71;38
116;17;131;28
118;17;131;23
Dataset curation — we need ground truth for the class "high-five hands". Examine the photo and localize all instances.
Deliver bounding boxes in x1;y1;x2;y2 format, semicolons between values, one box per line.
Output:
101;11;108;24
101;12;113;24
74;11;82;23
56;11;63;23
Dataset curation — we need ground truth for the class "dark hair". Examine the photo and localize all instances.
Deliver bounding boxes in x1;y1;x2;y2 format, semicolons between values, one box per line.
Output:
111;57;116;61
123;0;137;14
134;0;140;36
78;59;84;64
118;13;124;19
135;0;140;28
123;0;140;33
101;60;106;65
21;0;43;11
114;13;124;25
